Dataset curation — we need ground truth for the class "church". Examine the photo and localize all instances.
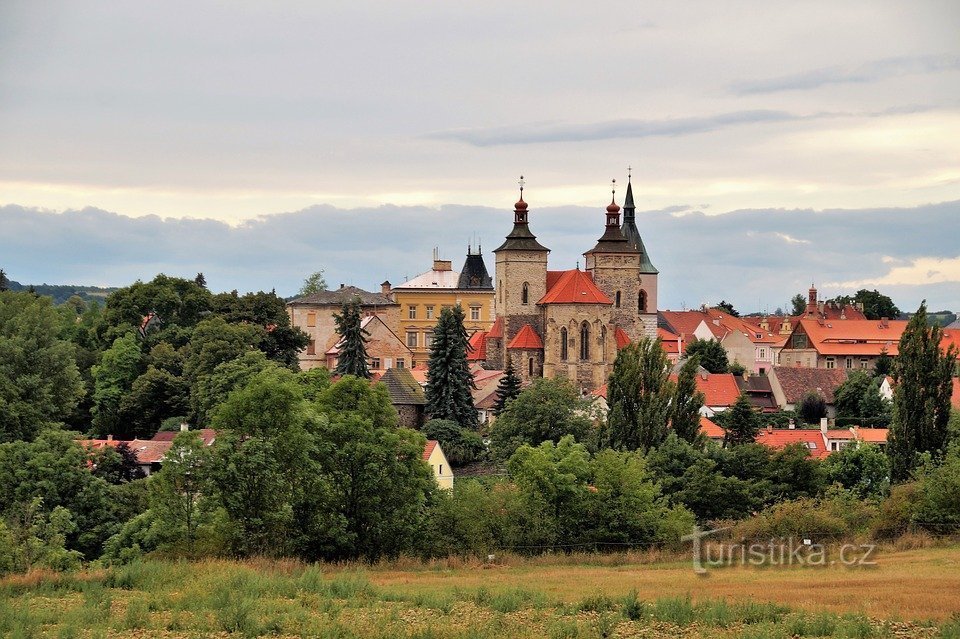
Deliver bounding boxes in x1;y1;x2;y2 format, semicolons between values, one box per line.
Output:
473;176;659;392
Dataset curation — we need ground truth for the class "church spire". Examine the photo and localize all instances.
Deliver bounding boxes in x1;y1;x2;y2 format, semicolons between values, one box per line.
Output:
619;168;658;273
494;175;549;253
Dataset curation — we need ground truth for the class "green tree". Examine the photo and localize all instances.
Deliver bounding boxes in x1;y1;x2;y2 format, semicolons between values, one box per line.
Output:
0;291;84;442
790;293;806;316
120;366;191;438
150;431;211;544
422;419;485;467
0;270;9;292
874;348;894;378
716;300;740;317
834;370;873;420
823;444;889;498
91;333;144;438
492;358;522;416
671;355;705;442
91;441;145;484
601;337;674;451
181;316;264;385
490;378;592;462
194;272;207;288
297;271;327;297
191;350;279;426
98;274;213;347
722;393;761;446
424;306;477;428
315;374;398;428
333;297;371;379
854;289;900;320
684;339;729;374
888;302;958;482
797;390;827;425
210;289;309;368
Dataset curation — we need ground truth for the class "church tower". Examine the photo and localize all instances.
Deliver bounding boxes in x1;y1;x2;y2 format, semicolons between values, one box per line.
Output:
491;178;549;373
617;174;658;338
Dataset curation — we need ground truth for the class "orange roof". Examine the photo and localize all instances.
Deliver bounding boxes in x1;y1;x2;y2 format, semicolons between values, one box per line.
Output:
660;310;717;340
423;440;438;460
826;429;856;439
694;373;741;407
592;383;608;399
658;328;681;354
545;270;565;291
615;327;631;349
487;316;504;338
755;428;829;459
538;269;612;305
507;324;544;350
856;427;888;444
797;318;907;357
942;329;960;356
953;378;960;411
699;416;724;439
467;330;488;361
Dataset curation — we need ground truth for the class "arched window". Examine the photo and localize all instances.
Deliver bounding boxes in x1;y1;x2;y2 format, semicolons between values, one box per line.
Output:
560;327;568;360
638;290;648;313
499;280;503;304
521;282;529;304
579;322;590;360
600;326;606;362
615;291;621;308
528;357;534;376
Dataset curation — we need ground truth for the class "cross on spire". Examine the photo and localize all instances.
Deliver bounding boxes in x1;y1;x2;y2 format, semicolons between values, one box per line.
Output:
610;178;617;203
518;175;525;198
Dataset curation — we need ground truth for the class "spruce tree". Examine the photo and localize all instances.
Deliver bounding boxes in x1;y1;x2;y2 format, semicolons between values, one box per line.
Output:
602;337;674;451
0;269;9;292
722;393;761;446
671;355;705;442
194;272;207;288
888;301;957;482
425;305;478;428
493;358;522;416
333;296;371;379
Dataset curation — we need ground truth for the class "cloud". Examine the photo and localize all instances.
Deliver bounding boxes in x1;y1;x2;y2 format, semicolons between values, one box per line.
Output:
826;255;960;288
2;200;959;316
731;54;960;95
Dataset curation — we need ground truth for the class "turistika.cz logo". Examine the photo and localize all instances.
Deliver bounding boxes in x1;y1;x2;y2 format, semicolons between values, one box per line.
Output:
681;526;878;575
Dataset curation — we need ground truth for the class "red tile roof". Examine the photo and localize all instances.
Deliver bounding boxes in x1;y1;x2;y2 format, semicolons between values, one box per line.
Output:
467;330;488;361
507;324;544;350
953;378;960;411
538;269;612;305
615;327;631;349
423;440;438;461
151;428;217;446
856;427;888;444
755;428;829;459
797;318;907;357
942;329;960;357
694;373;741;408
658;328;681;354
592;383;608;399
126;440;174;465
487;316;504;338
699;416;725;439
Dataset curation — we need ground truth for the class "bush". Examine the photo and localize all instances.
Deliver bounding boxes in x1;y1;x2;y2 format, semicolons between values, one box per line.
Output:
730;492;877;542
422;419;485;467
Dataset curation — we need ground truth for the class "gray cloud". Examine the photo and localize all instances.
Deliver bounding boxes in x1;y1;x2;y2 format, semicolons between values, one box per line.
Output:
731;54;960;95
3;200;958;315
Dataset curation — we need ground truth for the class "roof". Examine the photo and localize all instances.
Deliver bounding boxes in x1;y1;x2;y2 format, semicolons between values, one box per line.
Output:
507;324;544;350
941;329;960;356
394;268;462;290
856;427;889;444
289;285;396;307
755;428;829;459
735;376;779;412
537;269;612;305
126;439;174;465
795;318;908;357
380;368;426;405
615;327;632;349
151;428;217;446
493;199;550;253
699;416;725;440
771;366;848;404
467;330;488;361
487;316;504;338
472;368;505;410
694;373;741;408
659;310;718;340
423;440;438;461
658;328;681;354
620;180;658;273
826;429;857;440
456;252;494;289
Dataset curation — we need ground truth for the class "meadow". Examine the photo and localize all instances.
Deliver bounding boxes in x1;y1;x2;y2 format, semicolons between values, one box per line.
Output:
3;544;959;639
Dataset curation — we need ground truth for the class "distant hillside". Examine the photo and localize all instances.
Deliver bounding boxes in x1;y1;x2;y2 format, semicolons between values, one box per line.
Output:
6;280;118;305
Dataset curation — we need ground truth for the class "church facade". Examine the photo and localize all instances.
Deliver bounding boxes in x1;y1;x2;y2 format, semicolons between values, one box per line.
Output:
475;178;659;392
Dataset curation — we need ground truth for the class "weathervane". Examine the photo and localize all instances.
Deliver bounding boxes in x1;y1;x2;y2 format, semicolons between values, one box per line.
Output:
628;165;632;181
610;178;616;201
518;175;525;198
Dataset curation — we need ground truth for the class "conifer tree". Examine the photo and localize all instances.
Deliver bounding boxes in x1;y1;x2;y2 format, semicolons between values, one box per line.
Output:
0;269;9;292
493;357;522;416
194;272;207;288
722;393;761;447
671;355;705;442
601;337;674;451
425;306;477;428
888;301;957;482
333;297;370;379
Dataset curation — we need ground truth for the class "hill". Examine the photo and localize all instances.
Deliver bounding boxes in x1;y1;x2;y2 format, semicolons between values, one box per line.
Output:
5;280;118;305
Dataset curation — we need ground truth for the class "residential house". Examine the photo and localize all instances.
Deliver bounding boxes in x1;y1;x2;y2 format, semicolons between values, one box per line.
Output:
735;375;779;413
325;315;412;373
423;440;454;489
379;367;426;428
699;416;725;443
80;427;218;477
659;307;781;375
755;425;830;459
778;317;907;370
288;284;400;371
470;365;506;425
694;372;742;417
767;366;848;417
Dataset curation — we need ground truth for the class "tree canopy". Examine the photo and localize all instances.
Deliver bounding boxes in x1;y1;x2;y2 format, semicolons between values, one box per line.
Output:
424;306;477;428
601;337;674;452
684;339;729;374
333;297;371;379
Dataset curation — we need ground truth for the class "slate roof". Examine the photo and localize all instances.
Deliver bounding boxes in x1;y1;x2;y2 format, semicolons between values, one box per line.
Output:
537;269;612;305
771;366;848;404
456;252;494;289
620;180;658;273
507;324;544;350
380;368;426;406
289;285;396;307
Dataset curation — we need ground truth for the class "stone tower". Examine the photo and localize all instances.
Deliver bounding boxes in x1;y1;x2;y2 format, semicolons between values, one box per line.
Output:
491;182;549;372
617;176;659;338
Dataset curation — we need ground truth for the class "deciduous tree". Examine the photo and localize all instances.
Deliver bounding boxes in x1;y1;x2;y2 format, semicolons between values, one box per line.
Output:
671;356;705;443
684;338;729;374
490;378;592;461
601;337;674;451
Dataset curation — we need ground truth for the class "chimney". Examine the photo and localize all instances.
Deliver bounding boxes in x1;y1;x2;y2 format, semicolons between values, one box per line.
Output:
767;424;773;434
180;421;189;432
107;434;113;441
433;259;453;272
788;418;796;430
880;317;889;328
339;283;345;289
820;417;828;436
380;281;391;295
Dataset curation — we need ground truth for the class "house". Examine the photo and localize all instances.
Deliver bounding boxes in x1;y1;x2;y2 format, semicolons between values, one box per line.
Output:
325;314;412;373
288;284;400;371
699;416;725;442
80;427;218;476
694;372;741;417
768;366;848;417
659;307;783;375
379;367;426;428
390;249;495;368
471;365;506;425
735;375;779;413
658;327;683;364
755;425;830;459
423;440;454;489
778;317;907;370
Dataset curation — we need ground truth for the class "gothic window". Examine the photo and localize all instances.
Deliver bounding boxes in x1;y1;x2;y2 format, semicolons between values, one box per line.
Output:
579;322;590;360
522;282;529;304
600;326;606;362
528;357;534;376
615;291;621;308
560;327;568;360
638;290;648;313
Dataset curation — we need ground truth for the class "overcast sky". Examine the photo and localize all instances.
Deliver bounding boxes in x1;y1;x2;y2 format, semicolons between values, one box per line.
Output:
1;2;958;312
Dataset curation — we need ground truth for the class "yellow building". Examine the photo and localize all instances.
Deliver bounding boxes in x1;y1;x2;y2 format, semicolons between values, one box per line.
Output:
388;249;495;367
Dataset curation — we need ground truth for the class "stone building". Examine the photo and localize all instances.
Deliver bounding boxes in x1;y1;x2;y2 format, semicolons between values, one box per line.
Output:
475;177;659;392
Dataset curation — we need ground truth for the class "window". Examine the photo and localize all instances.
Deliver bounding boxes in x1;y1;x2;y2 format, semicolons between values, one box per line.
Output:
638;290;648;313
306;340;315;355
424;333;433;349
439;464;443;475
408;306;417;320
845;357;853;369
406;331;418;348
825;357;835;369
396;358;405;369
306;311;316;328
426;306;434;319
759;348;767;360
470;306;481;321
615;291;621;308
522;282;529;304
371;357;381;369
560;327;568;360
528;357;534;376
499;281;502;304
860;358;868;368
600;326;607;362
580;322;590;360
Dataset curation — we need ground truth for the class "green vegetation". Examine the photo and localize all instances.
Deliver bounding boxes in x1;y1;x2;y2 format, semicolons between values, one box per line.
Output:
685;338;729;374
601;337;674;451
492;357;522;416
333;296;371;378
425;305;478;428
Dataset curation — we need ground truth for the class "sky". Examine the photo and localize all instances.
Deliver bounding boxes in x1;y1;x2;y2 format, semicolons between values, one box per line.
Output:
1;1;959;313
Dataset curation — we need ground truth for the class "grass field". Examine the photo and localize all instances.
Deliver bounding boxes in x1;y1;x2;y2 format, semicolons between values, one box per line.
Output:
2;545;959;638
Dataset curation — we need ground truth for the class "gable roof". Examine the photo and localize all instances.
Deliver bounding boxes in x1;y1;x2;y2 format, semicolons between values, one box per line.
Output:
289;285;396;307
507;324;544;350
487;316;504;338
423;440;438;460
615;327;632;349
699;416;725;440
538;269;612;305
795;318;908;357
694;373;741;408
755;428;829;459
735;376;779;412
771;366;848;404
467;330;488;361
151;428;217;446
380;368;426;406
658;328;681;354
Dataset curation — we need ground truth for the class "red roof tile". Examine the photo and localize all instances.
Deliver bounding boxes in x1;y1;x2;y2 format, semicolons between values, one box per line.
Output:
755;428;829;459
423;440;438;460
615;327;631;349
856;428;888;444
507;324;544;350
694;373;741;408
467;330;488;361
797;318;907;357
699;416;724;439
487;316;504;338
658;328;681;353
538;269;612;305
